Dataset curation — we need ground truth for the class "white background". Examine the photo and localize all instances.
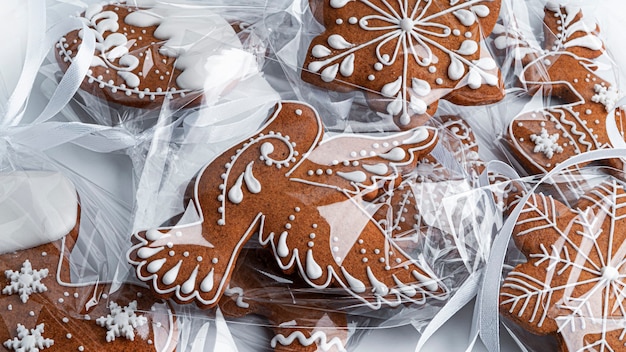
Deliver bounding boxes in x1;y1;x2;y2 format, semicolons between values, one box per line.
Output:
3;0;626;351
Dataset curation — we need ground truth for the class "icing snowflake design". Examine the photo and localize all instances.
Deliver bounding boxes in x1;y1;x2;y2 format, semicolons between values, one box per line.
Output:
4;323;54;351
592;84;619;112
96;300;148;342
530;128;563;159
2;260;49;303
500;181;626;351
304;0;502;128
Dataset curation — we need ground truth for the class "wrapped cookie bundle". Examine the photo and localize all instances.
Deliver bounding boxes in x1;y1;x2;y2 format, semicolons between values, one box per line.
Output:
5;0;626;351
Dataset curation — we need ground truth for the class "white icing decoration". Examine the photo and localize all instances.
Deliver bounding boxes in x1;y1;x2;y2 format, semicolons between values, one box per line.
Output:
270;331;346;352
3;324;53;351
591;84;618;112
340;267;366;293
228;173;245;204
147;258;167;273
366;267;389;296
448;54;465;80
411;78;431;97
330;0;351;9
162;260;182;285
381;76;402;98
181;266;199;294
0;172;77;255
224;286;249;309
137;246;164;259
530;128;564;159
453;9;475;26
200;269;215;292
2;260;48;303
500;182;626;351
312;45;332;58
277;231;289;258
146;229;164;241
340;54;355;77
457;40;478;55
336;171;367;183
243;162;261;194
379;147;406;161
402;127;429;144
321;64;339;82
327;34;353;50
412;270;439;292
392;275;417;297
362;163;388;175
96;301;148;342
305;249;323;280
305;0;498;123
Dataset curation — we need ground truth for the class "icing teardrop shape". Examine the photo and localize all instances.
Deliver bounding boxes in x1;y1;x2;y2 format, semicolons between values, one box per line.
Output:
386;96;403;116
277;231;289;258
181;266;199;294
447;54;465;81
228;173;245;204
379;147;406;161
321;64;339;82
330;0;351;8
336;171;367;183
393;275;417;297
366;267;389;296
118;71;140;88
327;34;353;50
471;5;490;17
467;68;482;89
312;45;332;58
413;270;438;292
409;96;428;115
381;76;402;98
243;162;261;194
362;163;389;175
306;249;323;280
453;9;476;26
411;78;431;97
162;260;182;285
200;269;215;292
341;267;366;293
119;54;140;71
402;127;429;145
340;54;355;77
138;246;164;259
147;258;167;273
146;229;164;241
260;142;275;158
457;40;478;56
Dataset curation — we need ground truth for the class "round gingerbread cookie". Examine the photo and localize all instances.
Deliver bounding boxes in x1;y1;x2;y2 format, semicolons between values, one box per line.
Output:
302;0;505;129
1;171;178;352
500;180;626;351
56;1;241;109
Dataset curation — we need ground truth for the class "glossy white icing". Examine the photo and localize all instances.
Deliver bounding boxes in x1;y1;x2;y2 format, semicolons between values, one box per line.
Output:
307;0;498;124
271;330;346;352
0;171;77;255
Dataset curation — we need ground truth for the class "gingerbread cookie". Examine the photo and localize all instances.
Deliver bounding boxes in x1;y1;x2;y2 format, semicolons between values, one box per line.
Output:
56;1;242;109
302;0;504;129
500;180;626;351
1;171;178;352
372;116;484;240
219;250;349;352
496;2;626;174
128;101;447;310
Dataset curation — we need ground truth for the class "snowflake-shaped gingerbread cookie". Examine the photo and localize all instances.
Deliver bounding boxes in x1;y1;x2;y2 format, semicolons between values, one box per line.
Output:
303;0;504;129
500;180;626;351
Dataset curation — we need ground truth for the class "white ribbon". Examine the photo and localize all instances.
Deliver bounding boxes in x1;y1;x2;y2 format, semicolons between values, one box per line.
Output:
476;148;626;352
2;3;95;127
414;271;482;352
